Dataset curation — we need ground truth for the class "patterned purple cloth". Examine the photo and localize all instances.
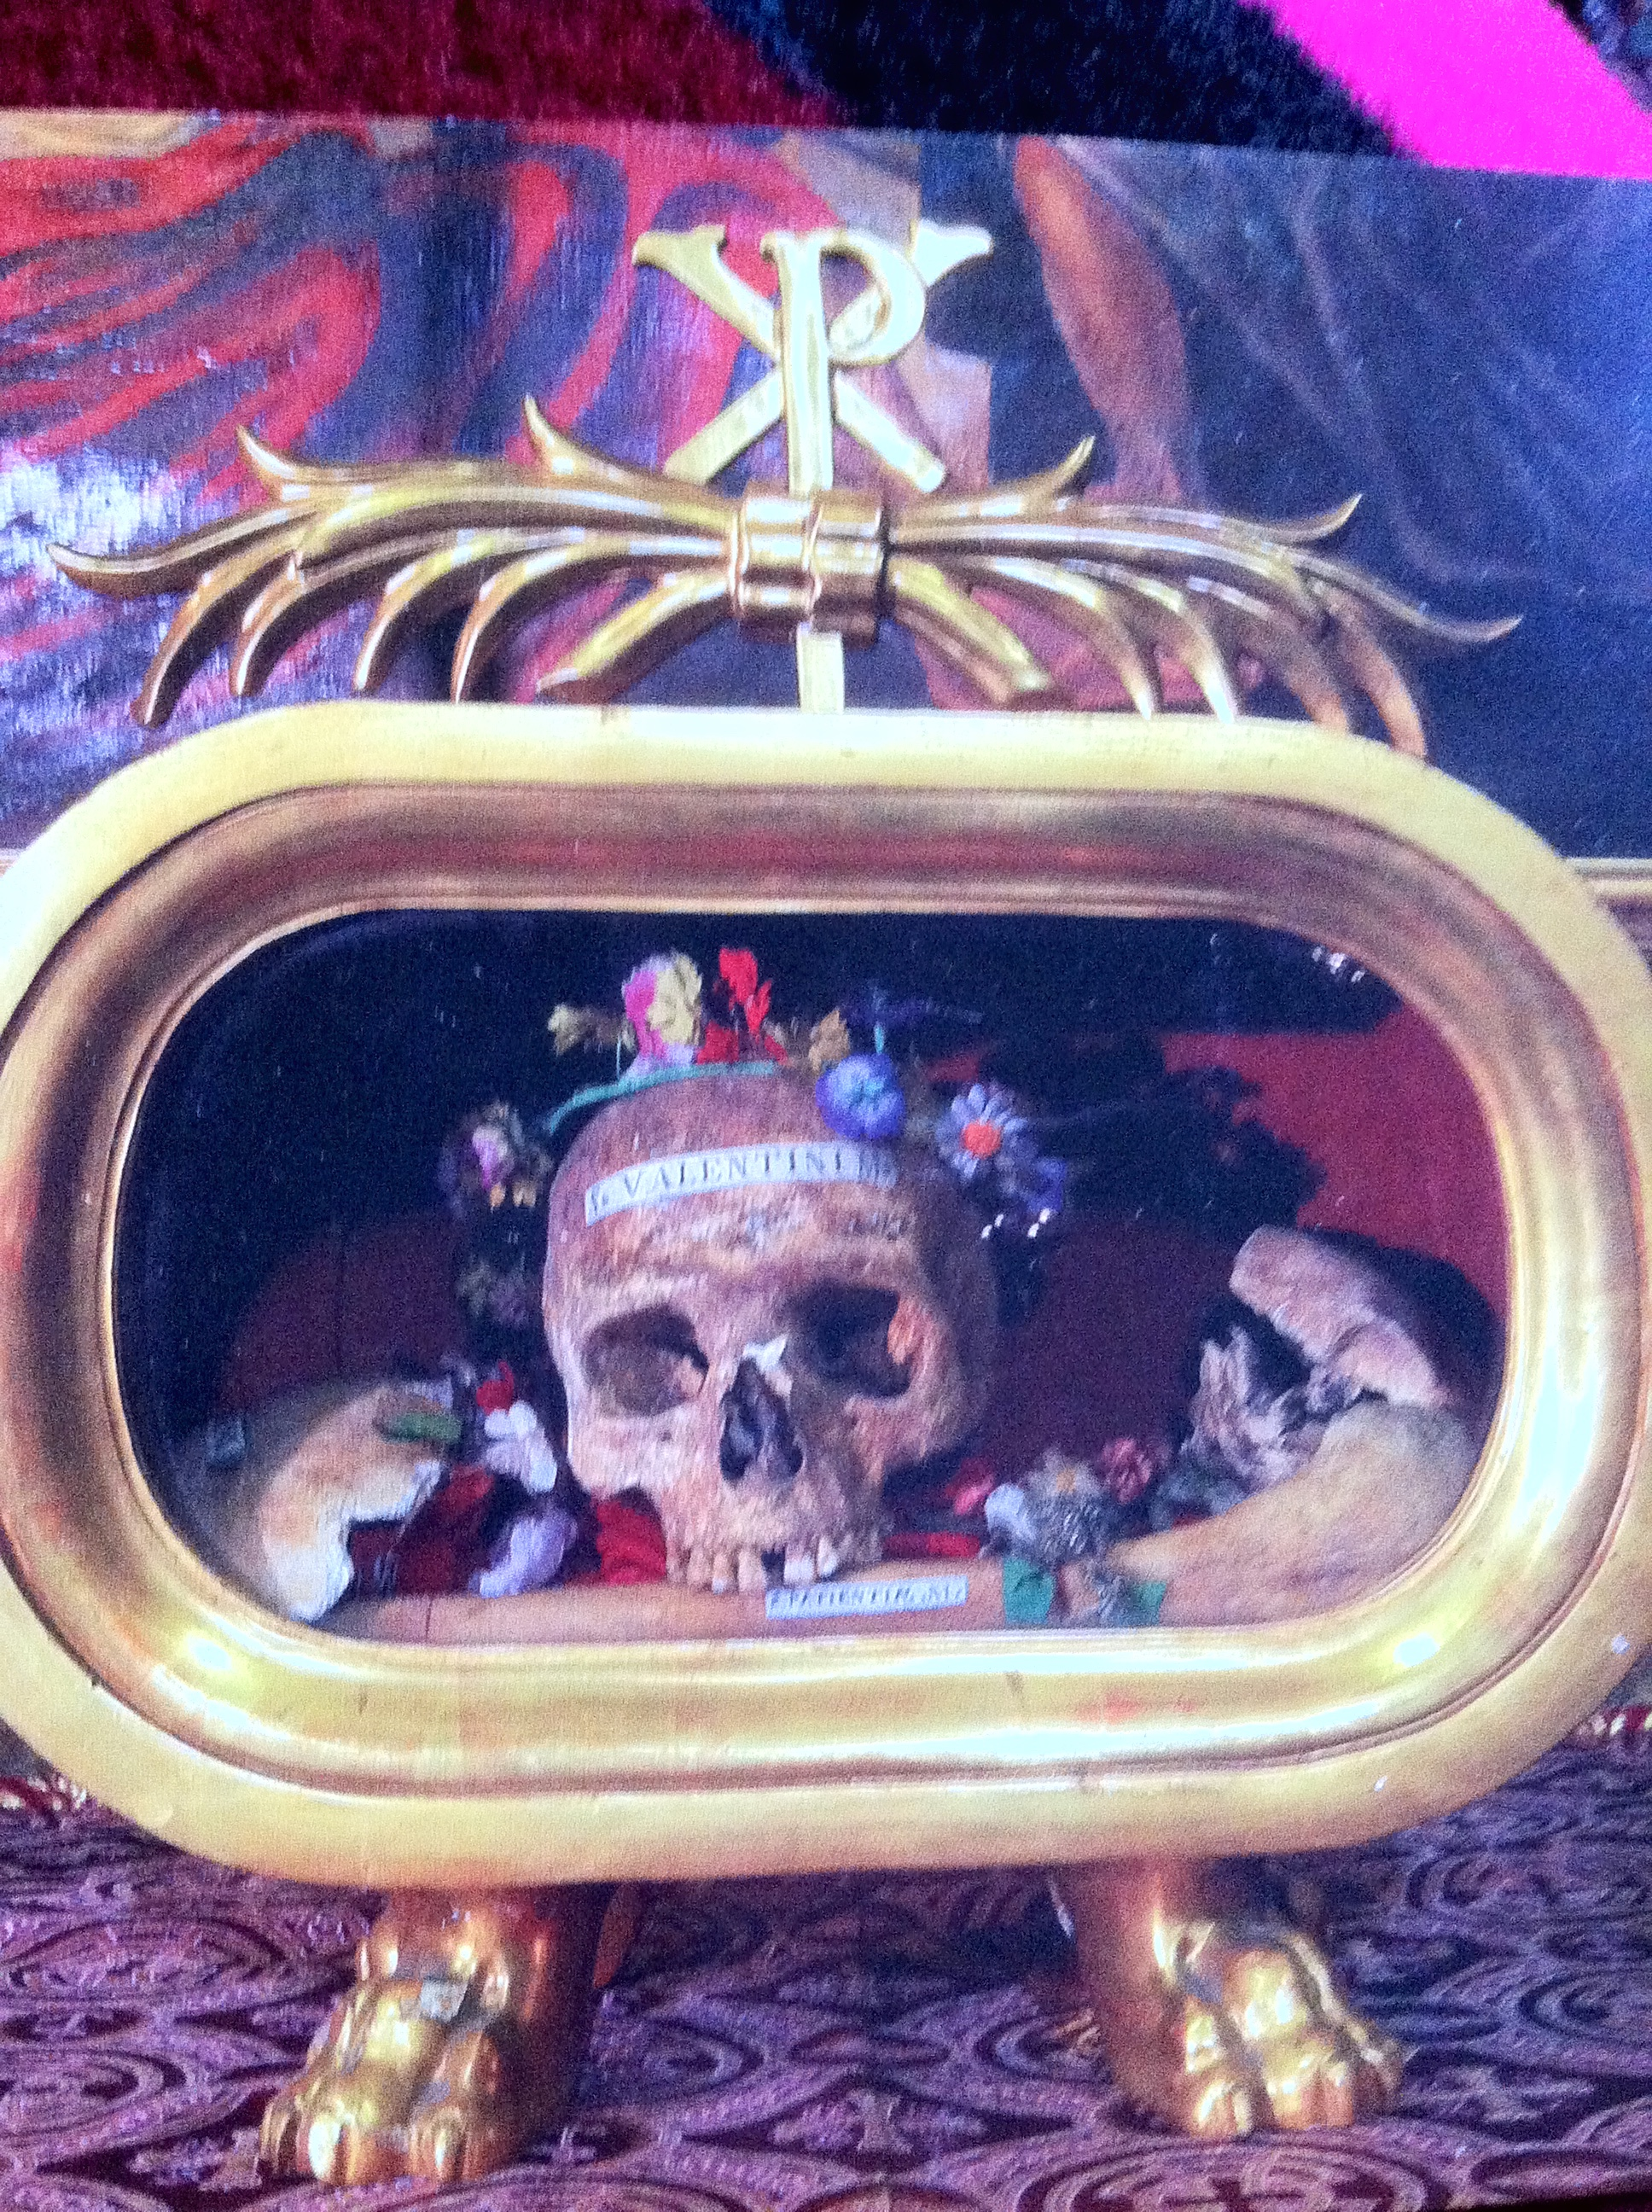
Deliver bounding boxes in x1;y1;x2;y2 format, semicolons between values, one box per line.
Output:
4;1745;1652;2207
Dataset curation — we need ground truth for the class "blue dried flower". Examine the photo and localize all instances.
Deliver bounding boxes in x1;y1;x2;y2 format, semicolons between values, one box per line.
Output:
1012;1153;1068;1219
816;1052;907;1142
935;1082;1067;1221
935;1083;1032;1184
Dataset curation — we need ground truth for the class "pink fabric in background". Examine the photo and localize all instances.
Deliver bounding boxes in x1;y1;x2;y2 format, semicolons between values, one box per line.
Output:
1263;0;1652;175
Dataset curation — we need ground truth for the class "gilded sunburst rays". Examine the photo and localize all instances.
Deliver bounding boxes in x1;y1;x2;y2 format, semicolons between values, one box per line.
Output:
52;398;1515;748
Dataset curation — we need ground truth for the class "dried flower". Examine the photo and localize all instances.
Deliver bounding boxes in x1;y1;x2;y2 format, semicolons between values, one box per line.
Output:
622;952;703;1067
470;1499;578;1598
934;1081;1067;1220
472;1123;512;1189
481;1398;561;1494
1013;1154;1069;1217
718;946;771;1033
548;1004;632;1057
936;1083;1030;1183
807;1010;853;1074
985;1450;1121;1566
439;1104;550;1219
816;1051;908;1142
474;1365;517;1416
1096;1435;1161;1507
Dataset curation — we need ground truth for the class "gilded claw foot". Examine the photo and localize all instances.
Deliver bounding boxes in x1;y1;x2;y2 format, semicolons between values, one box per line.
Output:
259;1883;637;2186
1054;1858;1403;2137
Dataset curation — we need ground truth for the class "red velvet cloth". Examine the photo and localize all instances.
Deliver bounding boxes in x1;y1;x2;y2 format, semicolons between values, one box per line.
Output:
11;0;834;123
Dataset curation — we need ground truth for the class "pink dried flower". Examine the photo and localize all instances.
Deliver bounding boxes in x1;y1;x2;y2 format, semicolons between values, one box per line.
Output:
621;952;702;1067
1096;1436;1161;1507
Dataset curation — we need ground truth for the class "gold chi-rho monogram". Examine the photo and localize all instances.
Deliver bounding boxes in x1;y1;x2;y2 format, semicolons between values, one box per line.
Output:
633;222;991;706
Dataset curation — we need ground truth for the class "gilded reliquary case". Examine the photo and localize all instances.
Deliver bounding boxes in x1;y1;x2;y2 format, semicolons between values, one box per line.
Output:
3;120;1652;1910
0;702;1648;1889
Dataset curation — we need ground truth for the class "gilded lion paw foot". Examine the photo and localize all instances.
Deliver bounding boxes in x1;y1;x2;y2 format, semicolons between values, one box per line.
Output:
1064;1912;1403;2137
259;1886;620;2186
259;1982;544;2186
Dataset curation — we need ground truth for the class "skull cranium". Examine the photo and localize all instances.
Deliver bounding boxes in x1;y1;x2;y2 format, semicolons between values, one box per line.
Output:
542;1070;997;1592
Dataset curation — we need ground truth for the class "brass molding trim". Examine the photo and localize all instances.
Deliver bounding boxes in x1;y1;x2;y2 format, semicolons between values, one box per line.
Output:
0;701;1649;1886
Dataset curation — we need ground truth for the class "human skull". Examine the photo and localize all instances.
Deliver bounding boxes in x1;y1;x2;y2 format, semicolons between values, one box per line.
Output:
543;1070;997;1592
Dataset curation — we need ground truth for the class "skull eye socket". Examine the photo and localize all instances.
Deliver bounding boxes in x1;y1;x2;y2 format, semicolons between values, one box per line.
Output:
584;1308;709;1417
788;1284;910;1399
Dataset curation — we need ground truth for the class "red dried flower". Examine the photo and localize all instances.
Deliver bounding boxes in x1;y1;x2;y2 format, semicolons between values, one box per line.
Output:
719;946;759;1005
591;1496;668;1584
474;1364;517;1416
697;1022;740;1064
718;946;773;1034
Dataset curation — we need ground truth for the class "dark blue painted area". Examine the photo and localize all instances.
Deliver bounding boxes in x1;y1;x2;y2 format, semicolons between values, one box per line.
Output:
305;141;509;460
572;178;773;469
918;137;1115;484
625;609;933;709
1075;141;1652;854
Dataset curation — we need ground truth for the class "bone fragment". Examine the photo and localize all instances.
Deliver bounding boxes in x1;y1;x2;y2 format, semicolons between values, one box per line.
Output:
1231;1225;1481;1415
1109;1399;1477;1624
172;1382;447;1622
1183;1328;1337;1495
1108;1228;1497;1625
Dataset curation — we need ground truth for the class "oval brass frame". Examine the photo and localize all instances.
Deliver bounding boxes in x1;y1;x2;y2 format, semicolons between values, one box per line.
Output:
0;701;1649;1888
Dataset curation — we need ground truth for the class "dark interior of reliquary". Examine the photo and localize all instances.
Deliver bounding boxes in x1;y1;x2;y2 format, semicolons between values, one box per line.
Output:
114;907;1505;1644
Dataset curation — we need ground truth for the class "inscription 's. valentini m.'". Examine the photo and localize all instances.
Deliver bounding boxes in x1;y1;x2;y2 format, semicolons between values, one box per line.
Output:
584;1138;900;1225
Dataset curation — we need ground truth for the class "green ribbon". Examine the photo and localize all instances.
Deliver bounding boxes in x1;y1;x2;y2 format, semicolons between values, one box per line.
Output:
538;1057;782;1141
376;1408;464;1447
1002;1555;1056;1626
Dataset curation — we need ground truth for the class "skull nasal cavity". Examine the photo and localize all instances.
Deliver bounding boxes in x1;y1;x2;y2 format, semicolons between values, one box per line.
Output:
720;1359;805;1484
789;1284;910;1398
584;1307;709;1417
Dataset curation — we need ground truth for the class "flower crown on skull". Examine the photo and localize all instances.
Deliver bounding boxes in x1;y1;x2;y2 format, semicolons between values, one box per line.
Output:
544;946;1068;1230
438;940;1323;1351
436;947;1067;1345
